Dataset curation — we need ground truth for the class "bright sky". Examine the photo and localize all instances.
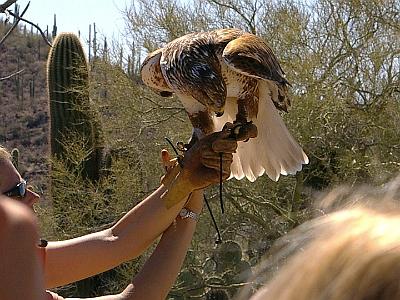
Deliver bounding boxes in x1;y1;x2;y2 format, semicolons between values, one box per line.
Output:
14;0;129;48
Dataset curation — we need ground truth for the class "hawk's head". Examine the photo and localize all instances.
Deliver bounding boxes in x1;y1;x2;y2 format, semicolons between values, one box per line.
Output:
140;49;174;97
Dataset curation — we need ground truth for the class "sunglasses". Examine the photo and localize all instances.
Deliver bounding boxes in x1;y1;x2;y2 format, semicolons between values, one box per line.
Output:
4;180;27;198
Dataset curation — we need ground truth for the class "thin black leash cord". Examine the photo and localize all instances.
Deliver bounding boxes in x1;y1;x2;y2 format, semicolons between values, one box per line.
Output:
204;194;222;243
165;137;180;157
164;137;222;242
219;152;224;214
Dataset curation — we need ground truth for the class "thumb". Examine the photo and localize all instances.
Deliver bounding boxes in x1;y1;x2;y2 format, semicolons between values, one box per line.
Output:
161;149;174;170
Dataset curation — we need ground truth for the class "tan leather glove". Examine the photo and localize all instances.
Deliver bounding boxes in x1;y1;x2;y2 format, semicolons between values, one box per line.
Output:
160;128;238;208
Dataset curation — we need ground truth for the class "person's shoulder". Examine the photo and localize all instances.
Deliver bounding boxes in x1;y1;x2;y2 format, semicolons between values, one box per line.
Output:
0;196;37;227
0;195;34;218
0;195;38;242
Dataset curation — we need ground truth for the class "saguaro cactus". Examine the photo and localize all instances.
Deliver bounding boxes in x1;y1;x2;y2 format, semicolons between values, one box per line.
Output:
47;32;107;297
175;268;205;298
47;32;103;182
52;14;57;38
11;148;19;170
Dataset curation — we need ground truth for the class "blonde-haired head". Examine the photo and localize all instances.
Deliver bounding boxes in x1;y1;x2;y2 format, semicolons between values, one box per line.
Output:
238;179;400;300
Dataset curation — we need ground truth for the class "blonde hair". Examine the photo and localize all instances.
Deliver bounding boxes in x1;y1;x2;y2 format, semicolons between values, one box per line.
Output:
238;179;400;300
0;145;11;161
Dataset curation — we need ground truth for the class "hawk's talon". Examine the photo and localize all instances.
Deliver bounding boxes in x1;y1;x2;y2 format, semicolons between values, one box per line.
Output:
228;121;257;141
176;142;187;152
222;122;234;131
233;126;241;136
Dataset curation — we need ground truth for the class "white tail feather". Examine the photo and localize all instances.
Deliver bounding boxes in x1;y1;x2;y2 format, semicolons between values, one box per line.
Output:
212;81;308;182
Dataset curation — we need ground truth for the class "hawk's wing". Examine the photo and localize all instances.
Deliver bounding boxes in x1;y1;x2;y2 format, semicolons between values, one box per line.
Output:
222;33;288;83
222;33;291;112
213;33;307;181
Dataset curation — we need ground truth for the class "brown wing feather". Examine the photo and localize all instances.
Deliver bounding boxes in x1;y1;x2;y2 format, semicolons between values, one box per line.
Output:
222;33;291;112
222;33;289;85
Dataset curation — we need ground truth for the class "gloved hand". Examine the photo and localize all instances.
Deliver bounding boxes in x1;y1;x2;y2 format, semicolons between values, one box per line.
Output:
160;127;238;208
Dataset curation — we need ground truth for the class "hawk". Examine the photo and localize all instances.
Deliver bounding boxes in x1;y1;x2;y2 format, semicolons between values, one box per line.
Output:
141;28;308;182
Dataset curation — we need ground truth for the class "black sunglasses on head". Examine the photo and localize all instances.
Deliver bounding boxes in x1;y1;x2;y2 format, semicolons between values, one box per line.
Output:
4;180;27;198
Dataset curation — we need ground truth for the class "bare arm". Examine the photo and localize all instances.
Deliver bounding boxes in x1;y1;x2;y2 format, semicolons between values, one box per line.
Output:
44;184;188;288
64;190;203;300
44;129;237;290
121;189;203;300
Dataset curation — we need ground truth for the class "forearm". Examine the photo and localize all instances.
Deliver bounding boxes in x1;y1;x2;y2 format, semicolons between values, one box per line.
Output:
45;185;191;288
110;184;189;255
121;194;201;300
65;232;195;300
122;219;196;300
63;191;203;300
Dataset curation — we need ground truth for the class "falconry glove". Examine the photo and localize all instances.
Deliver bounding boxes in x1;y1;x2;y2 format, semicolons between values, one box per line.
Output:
160;128;238;208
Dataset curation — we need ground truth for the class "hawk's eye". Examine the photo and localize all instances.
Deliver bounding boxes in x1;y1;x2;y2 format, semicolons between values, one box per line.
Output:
160;91;173;97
